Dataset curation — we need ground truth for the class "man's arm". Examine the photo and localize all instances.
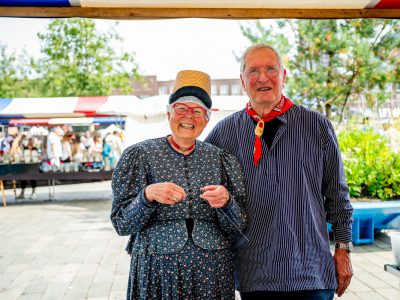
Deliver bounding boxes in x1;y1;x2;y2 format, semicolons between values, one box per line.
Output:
321;118;354;297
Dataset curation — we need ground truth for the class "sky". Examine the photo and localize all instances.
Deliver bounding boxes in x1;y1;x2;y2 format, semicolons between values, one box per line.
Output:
0;17;258;81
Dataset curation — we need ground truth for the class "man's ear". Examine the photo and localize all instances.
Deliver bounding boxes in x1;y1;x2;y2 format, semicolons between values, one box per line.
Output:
240;73;246;92
167;112;171;121
282;68;287;85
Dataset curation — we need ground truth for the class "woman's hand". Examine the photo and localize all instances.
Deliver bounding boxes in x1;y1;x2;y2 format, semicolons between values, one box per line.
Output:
200;185;230;208
144;182;186;205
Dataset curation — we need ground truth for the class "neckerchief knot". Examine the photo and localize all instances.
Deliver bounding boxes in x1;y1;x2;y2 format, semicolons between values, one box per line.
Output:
245;95;294;166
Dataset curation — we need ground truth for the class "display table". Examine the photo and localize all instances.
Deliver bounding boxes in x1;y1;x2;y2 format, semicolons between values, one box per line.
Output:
0;163;113;207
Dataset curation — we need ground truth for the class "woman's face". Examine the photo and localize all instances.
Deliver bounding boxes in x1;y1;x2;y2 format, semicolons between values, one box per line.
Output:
168;102;209;142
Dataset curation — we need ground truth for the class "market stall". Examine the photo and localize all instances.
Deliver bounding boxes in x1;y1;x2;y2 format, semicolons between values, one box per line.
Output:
0;96;140;205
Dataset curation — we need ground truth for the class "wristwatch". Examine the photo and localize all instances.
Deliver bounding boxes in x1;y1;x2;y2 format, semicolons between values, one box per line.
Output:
335;242;353;252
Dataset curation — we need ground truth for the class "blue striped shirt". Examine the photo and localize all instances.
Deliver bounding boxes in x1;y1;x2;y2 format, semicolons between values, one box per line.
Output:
205;104;353;292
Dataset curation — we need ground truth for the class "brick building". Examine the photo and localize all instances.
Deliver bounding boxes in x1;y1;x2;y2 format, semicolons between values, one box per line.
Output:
129;75;245;98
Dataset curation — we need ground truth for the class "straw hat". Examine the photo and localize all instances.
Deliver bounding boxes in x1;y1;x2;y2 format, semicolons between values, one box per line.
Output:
169;70;212;109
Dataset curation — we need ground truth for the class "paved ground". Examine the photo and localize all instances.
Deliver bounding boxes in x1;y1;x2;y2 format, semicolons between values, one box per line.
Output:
0;181;399;300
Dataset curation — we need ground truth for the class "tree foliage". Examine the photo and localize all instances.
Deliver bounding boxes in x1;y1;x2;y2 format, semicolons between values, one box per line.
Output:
338;127;400;200
240;19;400;121
36;18;140;97
0;44;37;98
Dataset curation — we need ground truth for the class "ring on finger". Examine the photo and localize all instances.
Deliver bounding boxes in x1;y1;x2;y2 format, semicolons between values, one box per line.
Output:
172;196;178;202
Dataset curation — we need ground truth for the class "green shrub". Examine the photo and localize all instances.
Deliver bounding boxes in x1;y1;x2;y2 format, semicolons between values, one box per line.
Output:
338;127;400;200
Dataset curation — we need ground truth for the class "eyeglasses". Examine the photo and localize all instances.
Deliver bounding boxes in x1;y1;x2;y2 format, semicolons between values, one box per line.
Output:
172;103;208;119
244;66;280;78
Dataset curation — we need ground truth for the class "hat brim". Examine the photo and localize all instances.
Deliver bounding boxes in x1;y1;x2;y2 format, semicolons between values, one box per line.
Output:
169;86;212;109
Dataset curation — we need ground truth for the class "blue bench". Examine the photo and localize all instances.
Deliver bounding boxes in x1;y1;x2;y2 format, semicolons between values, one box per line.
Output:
328;201;400;245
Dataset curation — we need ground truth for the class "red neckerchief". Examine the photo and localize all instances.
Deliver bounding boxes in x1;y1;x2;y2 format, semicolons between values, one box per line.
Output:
245;95;294;166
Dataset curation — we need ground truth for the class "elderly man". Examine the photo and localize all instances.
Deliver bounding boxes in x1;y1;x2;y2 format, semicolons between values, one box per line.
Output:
205;44;353;300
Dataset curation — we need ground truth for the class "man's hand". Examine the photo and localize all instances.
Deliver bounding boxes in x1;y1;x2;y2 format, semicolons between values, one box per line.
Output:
334;249;353;297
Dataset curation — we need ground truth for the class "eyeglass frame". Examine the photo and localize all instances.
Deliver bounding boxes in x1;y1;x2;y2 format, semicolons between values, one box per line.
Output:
243;65;284;79
167;102;211;120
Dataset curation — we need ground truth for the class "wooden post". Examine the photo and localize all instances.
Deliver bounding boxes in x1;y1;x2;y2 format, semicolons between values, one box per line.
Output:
13;179;17;199
0;180;6;207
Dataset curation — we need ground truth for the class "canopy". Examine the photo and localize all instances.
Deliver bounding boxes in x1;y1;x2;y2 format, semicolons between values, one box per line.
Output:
0;0;399;19
0;96;140;119
2;117;125;126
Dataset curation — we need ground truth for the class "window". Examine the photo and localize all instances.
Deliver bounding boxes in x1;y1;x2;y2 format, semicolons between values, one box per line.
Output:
231;84;241;95
220;84;229;95
158;86;168;95
211;85;218;95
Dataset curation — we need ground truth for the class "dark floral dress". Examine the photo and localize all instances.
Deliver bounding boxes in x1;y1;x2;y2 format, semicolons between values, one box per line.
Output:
111;137;247;300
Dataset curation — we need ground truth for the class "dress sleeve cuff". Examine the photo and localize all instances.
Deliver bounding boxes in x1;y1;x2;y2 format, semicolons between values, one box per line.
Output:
140;190;158;208
221;194;233;212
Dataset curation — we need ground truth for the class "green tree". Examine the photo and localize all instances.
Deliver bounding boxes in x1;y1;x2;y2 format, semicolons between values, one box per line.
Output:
36;18;140;97
0;44;36;98
240;19;400;121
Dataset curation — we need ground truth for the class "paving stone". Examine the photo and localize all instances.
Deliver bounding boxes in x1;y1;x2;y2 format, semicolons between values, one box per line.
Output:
75;263;99;278
87;281;112;298
52;271;77;284
375;287;400;300
19;292;42;300
0;182;399;300
347;277;373;293
334;291;361;299
356;270;392;289
353;291;387;300
23;278;49;294
40;282;70;300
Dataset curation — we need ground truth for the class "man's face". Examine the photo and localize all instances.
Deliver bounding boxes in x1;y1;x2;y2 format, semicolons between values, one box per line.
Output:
240;48;286;108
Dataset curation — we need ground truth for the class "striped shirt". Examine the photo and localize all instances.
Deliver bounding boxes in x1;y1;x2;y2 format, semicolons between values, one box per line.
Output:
205;104;353;292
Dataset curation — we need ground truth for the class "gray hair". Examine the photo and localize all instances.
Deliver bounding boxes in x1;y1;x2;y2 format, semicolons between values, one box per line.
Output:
240;44;284;73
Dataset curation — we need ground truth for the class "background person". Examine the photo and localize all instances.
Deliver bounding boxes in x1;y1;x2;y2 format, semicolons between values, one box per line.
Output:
205;44;353;300
111;70;247;299
46;126;63;170
71;135;85;163
17;138;39;200
61;131;74;163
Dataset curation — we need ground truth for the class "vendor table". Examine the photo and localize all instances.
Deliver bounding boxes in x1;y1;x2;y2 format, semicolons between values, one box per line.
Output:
0;163;113;207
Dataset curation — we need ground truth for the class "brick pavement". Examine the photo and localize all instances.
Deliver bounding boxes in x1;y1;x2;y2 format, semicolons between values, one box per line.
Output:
0;181;399;299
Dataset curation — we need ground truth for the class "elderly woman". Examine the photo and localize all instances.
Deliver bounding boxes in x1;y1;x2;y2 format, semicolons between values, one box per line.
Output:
111;70;247;300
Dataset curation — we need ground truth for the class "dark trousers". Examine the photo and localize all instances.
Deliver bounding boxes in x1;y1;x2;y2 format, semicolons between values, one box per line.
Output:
240;289;335;300
21;180;37;189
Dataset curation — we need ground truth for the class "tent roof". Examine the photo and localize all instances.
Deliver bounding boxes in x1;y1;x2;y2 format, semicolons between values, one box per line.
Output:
0;95;248;121
1;0;399;19
5;117;125;126
0;96;140;119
